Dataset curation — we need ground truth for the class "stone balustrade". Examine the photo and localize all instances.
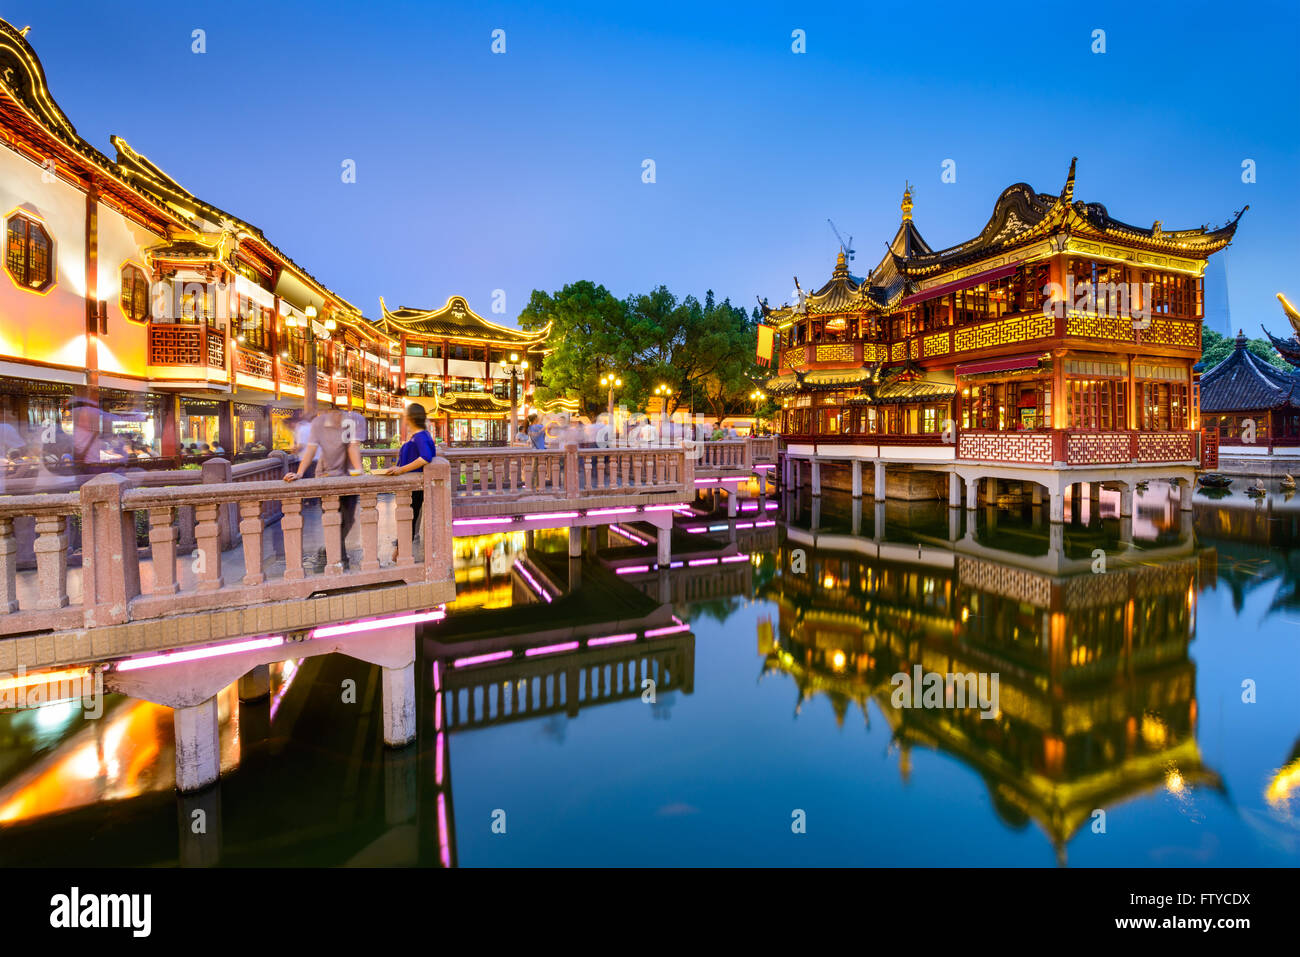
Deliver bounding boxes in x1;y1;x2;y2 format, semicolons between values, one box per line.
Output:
441;443;693;500
0;462;455;648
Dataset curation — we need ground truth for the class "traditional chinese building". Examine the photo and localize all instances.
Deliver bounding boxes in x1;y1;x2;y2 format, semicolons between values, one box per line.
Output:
0;19;554;463
761;160;1244;518
379;296;548;445
1199;329;1300;473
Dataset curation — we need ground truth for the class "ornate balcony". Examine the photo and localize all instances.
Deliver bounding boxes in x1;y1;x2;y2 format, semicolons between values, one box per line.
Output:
957;429;1200;467
146;322;227;386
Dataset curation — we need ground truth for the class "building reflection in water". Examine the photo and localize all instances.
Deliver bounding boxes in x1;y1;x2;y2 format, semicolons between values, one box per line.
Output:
764;484;1224;864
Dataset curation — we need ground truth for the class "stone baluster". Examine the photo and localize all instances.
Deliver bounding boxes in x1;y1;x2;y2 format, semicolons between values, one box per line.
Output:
321;495;343;575
282;499;305;581
394;489;414;566
0;517;18;613
194;503;223;591
358;492;381;572
239;499;265;586
148;507;179;595
564;444;579;497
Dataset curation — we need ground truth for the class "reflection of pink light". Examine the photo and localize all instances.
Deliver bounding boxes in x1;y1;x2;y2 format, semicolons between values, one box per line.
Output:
616;565;651;574
765;501;778;509
670;561;683;568
525;641;579;657
740;503;758;511
646;623;690;637
435;731;445;785
686;527;707;533
453;650;513;668
452;517;512;526
610;524;651;545
689;558;718;566
116;635;285;671
524;511;579;520
588;507;637;516
736;522;753;529
434;692;443;732
644;503;689;511
437;793;451;867
589;633;636;646
432;660;441;692
515;562;553;603
753;463;776;469
312;608;446;639
756;520;775;527
722;554;749;563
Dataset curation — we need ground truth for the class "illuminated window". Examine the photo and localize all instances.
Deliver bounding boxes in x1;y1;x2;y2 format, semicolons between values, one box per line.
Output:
5;214;53;291
120;264;149;321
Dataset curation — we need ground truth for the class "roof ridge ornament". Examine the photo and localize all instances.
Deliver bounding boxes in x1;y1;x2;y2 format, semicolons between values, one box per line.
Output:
1060;157;1078;204
901;181;913;222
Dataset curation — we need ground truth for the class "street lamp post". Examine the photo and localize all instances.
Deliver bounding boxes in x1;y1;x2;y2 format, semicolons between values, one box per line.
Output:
749;389;767;433
501;352;529;442
600;372;622;421
295;304;336;418
654;384;673;440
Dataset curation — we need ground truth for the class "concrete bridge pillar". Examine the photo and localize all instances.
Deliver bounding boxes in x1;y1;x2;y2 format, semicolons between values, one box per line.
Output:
874;460;886;502
948;472;961;508
727;493;738;518
568;525;583;558
758;470;768;496
1049;491;1065;523
1032;483;1044;506
1178;478;1194;512
174;696;220;793
965;477;980;510
1119;485;1133;517
238;664;270;702
382;663;417;747
657;525;672;567
177;787;222;867
851;460;863;499
810;459;822;496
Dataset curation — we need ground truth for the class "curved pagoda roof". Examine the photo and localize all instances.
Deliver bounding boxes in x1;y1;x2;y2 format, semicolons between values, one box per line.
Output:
1200;331;1300;413
761;160;1246;321
378;296;550;347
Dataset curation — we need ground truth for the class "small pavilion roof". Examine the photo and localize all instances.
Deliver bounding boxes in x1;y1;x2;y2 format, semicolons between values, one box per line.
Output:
1199;331;1300;413
378;296;549;347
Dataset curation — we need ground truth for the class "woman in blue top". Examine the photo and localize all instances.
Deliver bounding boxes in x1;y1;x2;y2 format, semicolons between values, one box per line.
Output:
380;403;437;561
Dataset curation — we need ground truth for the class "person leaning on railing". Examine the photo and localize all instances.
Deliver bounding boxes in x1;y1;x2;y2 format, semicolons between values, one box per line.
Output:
378;402;436;563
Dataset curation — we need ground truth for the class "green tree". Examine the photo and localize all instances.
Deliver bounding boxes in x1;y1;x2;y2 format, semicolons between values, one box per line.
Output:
517;281;626;416
1201;328;1289;371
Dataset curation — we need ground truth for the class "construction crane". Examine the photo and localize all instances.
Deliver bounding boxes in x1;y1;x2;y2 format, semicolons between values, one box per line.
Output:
827;219;855;262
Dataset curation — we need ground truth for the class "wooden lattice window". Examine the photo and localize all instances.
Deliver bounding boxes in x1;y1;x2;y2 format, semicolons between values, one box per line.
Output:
5;214;53;291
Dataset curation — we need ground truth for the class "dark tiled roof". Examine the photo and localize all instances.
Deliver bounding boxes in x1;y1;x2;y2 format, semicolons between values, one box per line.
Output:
437;392;513;415
1199;334;1300;413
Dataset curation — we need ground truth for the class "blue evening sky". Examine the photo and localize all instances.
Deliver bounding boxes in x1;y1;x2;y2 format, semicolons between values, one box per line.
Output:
6;0;1298;334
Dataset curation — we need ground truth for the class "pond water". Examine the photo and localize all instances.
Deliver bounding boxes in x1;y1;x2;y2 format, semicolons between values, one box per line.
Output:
1;482;1297;867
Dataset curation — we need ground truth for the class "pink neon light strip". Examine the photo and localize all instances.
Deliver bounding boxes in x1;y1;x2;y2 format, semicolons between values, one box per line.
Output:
736;522;754;529
643;503;690;511
312;608;446;639
437;793;450;867
646;623;691;637
452;517;512;526
722;554;750;563
525;641;580;657
587;507;637;516
756;520;776;527
616;565;651;574
435;731;445;786
432;660;442;692
434;692;443;732
689;558;719;567
589;632;637;646
453;650;514;668
116;635;285;672
670;561;683;568
524;511;579;520
686;527;707;533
